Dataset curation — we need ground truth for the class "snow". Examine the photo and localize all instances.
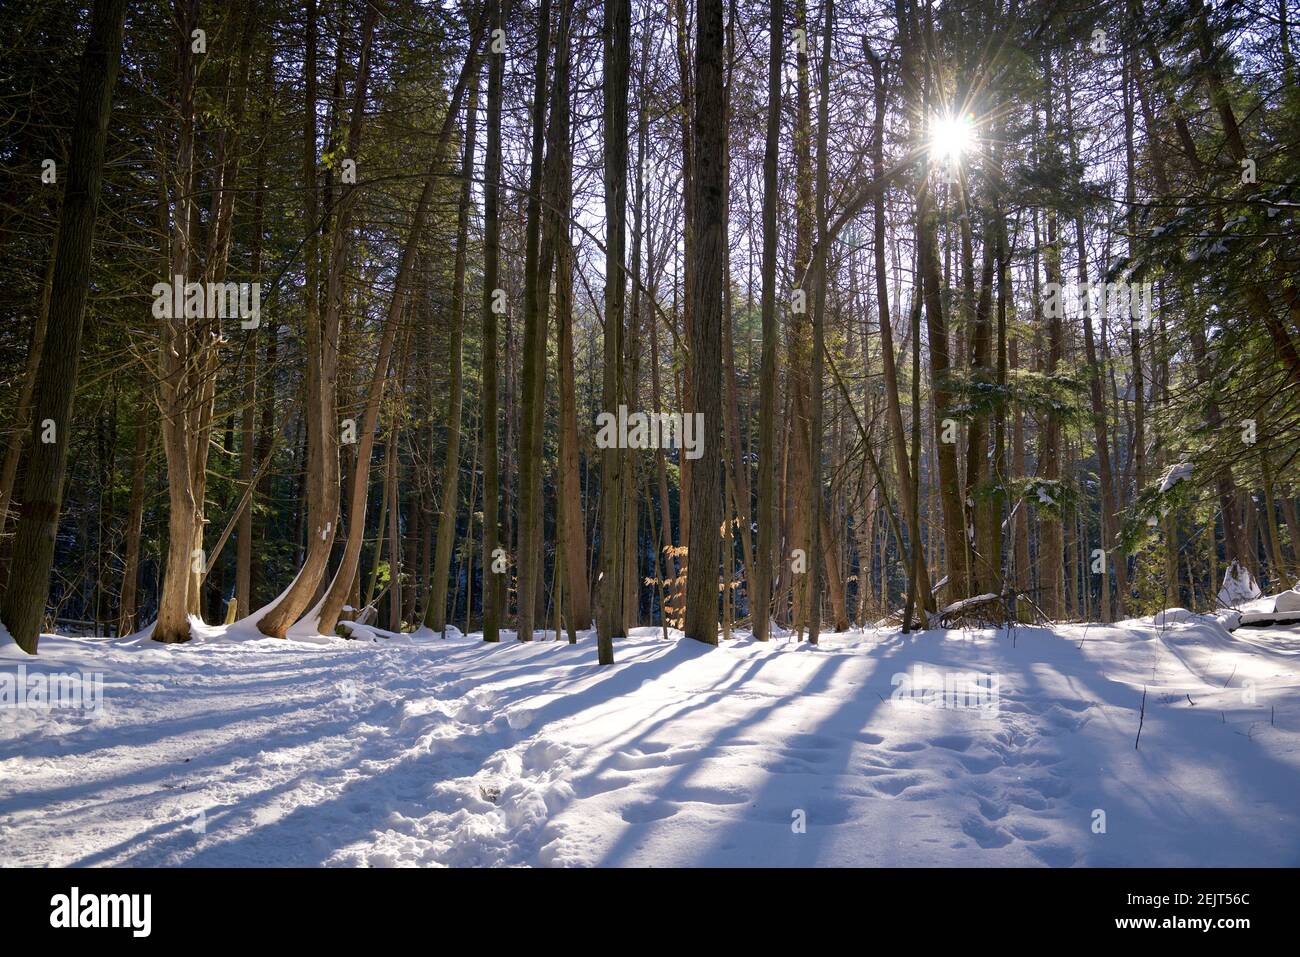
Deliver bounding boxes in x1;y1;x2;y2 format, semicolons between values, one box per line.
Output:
1158;461;1192;493
3;611;1299;867
1218;560;1262;608
938;593;1000;618
1152;606;1195;627
1275;588;1300;614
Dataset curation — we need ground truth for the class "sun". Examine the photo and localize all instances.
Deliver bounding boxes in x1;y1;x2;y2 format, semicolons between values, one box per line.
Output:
929;112;975;163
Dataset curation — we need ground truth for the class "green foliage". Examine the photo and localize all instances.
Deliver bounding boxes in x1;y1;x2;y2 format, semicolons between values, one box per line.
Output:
1119;466;1195;556
1006;477;1075;520
942;366;1088;427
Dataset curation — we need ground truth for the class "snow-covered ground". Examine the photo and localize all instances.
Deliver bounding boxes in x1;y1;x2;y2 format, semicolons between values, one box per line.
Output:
2;609;1298;867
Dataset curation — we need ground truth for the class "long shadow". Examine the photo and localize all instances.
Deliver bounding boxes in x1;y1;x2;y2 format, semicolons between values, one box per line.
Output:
1017;626;1300;865
568;649;791;793
0;688;365;814
591;645;871;866
127;637;711;866
639;627;1086;867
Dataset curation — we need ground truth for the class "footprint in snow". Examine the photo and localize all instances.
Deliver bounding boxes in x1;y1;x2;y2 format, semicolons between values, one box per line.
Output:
960;814;1014;848
620;800;678;824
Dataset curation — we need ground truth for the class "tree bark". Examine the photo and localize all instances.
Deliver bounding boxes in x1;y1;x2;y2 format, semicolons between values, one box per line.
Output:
426;65;479;632
683;0;725;647
2;0;128;653
481;0;506;643
752;0;782;642
258;3;377;637
597;0;631;662
313;12;487;637
516;0;553;643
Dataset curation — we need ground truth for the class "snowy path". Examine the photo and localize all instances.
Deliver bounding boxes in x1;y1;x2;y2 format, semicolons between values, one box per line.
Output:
2;615;1298;867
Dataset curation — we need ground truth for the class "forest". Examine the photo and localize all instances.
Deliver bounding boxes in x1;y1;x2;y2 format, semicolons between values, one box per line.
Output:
0;0;1297;656
3;0;1300;875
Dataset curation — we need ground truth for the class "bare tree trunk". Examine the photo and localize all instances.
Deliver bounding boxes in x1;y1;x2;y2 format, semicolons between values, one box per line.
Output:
313;16;486;637
235;66;273;620
787;0;815;637
866;47;928;624
683;0;725;647
258;3;377;637
597;0;631;662
426;66;479;632
117;420;149;637
671;0;695;564
552;6;589;630
2;0;128;653
516;0;553;643
752;0;782;642
385;416;402;631
481;0;506;643
1038;49;1065;619
806;0;834;644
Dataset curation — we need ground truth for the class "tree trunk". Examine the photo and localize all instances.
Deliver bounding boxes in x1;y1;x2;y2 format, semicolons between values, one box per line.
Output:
806;0;835;643
683;0;725;647
258;3;377;637
426;65;479;632
2;0;128;653
481;0;506;643
752;0;782;642
516;0;553;643
551;3;589;630
597;0;631;662
313;17;487;637
117;420;149;637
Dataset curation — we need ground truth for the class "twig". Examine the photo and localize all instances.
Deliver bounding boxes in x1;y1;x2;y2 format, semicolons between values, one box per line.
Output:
1135;686;1147;750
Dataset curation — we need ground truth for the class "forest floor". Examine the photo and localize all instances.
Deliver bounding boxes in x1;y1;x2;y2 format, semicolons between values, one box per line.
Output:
2;604;1299;867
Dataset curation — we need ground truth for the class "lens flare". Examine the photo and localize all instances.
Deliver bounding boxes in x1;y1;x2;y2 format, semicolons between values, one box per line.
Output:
929;112;974;162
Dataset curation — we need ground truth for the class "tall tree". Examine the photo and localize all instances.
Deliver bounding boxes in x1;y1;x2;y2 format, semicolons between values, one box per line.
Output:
597;0;631;663
481;0;507;643
683;0;725;647
258;3;378;637
426;65;480;633
2;0;128;653
752;0;783;642
516;0;553;642
549;0;589;631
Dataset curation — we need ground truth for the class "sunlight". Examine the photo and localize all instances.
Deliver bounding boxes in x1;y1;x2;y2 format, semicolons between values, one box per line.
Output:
929;111;975;162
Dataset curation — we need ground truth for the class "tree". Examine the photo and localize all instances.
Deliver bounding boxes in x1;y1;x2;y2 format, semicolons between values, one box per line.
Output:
597;0;631;663
426;63;480;634
752;0;783;643
682;0;725;647
2;0;129;653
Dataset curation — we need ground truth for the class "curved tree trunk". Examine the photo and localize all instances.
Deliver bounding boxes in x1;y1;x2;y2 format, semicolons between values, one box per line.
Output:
314;14;486;637
258;4;377;637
